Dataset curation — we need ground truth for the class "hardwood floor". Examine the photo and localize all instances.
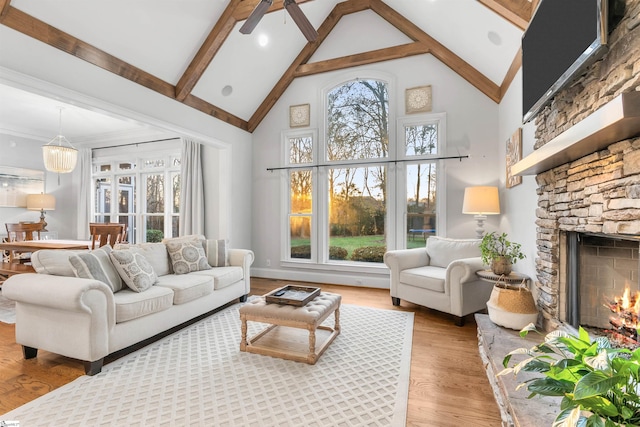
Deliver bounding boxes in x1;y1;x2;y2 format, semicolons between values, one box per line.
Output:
0;278;502;426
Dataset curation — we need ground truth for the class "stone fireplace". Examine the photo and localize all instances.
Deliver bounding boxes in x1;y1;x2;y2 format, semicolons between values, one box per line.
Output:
529;0;640;330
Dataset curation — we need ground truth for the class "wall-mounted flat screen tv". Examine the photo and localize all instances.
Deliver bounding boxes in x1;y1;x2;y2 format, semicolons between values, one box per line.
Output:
522;0;610;123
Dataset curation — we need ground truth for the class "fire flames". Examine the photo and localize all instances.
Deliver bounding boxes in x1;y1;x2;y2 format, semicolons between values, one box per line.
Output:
607;287;640;347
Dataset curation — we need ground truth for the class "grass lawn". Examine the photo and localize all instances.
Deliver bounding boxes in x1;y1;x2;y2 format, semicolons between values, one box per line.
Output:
291;234;426;257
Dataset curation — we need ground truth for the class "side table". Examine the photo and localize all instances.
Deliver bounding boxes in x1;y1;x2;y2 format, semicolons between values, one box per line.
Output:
476;270;530;286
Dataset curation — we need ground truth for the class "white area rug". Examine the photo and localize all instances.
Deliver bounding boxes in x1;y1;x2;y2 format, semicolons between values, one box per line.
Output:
0;291;16;324
1;301;413;426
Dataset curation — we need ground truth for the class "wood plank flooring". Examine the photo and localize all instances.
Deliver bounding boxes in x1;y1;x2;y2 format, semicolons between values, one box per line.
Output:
0;278;502;426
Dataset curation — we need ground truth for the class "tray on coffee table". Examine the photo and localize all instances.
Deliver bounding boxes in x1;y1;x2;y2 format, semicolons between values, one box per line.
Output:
265;285;321;306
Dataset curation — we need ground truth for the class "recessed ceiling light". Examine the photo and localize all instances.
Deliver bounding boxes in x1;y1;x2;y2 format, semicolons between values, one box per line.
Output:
488;31;502;46
258;34;269;47
221;85;233;96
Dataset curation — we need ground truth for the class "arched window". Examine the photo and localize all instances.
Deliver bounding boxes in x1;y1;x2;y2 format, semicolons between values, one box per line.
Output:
282;77;445;269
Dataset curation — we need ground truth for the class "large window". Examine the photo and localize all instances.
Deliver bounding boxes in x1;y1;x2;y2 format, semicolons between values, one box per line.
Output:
92;149;181;243
284;77;445;268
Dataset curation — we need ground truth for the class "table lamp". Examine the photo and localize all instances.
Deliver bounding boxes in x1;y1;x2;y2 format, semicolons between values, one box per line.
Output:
462;186;500;239
27;192;56;231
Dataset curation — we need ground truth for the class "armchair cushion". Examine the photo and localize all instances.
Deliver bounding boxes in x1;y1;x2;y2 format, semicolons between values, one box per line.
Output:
426;236;481;268
400;266;446;292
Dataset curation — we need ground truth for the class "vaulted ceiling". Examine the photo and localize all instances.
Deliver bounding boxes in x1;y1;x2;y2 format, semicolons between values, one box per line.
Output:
0;0;536;139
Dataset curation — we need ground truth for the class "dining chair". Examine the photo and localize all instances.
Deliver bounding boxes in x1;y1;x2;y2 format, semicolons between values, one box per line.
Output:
5;222;46;263
89;223;126;249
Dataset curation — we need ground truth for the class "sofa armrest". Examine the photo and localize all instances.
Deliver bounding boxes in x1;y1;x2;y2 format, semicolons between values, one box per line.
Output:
3;273;115;320
228;249;255;295
3;273;116;362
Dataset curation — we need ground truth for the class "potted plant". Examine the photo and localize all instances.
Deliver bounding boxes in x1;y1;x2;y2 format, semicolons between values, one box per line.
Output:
500;324;640;426
479;232;525;275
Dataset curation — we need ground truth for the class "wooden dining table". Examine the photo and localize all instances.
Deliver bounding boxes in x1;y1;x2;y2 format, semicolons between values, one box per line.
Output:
0;239;91;278
0;239;91;253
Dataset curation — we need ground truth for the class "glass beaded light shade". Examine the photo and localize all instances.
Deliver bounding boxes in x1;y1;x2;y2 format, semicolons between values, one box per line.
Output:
42;108;78;173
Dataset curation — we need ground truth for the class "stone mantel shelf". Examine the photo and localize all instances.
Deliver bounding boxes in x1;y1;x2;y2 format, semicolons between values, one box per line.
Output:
512;91;640;176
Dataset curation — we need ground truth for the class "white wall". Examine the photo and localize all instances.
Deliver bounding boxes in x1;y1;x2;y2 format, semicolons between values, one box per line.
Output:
0;133;77;238
251;54;501;286
497;69;538;280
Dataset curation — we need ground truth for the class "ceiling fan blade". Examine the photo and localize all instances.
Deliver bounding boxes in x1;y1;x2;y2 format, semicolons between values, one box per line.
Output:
284;0;318;42
239;0;273;35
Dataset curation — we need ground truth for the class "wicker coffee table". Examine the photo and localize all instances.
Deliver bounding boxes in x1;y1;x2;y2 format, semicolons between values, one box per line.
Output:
239;292;341;364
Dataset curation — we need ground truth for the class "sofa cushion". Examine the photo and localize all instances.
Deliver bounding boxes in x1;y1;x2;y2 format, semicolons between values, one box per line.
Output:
426;236;481;268
110;250;158;292
113;242;171;276
113;286;174;323
205;239;229;267
69;246;123;292
31;249;86;277
400;266;446;293
190;266;243;290
155;274;213;305
165;238;211;275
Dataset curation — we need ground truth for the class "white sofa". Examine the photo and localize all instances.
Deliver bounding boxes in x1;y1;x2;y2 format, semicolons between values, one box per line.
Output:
384;236;492;326
2;237;254;375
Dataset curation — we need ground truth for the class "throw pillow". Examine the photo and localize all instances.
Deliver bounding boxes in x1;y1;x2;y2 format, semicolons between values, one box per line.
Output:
114;242;171;276
110;250;158;292
205;239;229;267
69;245;124;292
165;239;211;275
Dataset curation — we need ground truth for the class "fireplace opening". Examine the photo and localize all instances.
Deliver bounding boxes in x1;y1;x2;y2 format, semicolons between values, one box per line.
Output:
564;232;640;345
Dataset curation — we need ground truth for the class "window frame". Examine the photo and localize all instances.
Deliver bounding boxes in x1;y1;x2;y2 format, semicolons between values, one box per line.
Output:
91;148;181;243
280;74;447;272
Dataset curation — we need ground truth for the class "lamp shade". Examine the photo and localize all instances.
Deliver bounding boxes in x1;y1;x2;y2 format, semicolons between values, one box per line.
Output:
462;186;500;215
42;141;78;173
26;193;56;211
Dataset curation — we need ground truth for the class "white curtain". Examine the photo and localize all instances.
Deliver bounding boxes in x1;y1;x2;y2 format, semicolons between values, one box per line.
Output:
179;138;205;236
76;148;92;239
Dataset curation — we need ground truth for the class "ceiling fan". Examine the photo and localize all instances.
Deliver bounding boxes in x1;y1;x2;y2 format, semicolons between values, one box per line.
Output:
239;0;319;42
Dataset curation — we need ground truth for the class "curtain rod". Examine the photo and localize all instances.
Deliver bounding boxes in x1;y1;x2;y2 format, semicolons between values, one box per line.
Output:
266;155;469;172
92;137;180;150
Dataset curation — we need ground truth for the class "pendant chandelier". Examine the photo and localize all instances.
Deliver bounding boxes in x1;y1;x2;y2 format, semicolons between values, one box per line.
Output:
42;108;78;173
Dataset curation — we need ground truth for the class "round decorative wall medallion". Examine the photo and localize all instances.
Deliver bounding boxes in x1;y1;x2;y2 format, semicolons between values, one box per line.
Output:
405;86;432;114
289;104;310;128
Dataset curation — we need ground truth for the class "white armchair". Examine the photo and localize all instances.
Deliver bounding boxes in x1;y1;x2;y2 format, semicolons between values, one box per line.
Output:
383;236;493;326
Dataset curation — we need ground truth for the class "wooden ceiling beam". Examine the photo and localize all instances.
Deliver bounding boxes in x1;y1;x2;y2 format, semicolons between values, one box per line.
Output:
295;43;429;78
247;0;370;132
1;6;244;130
500;47;521;99
2;7;175;98
0;0;11;19
476;0;531;30
182;94;249;131
370;0;501;102
232;0;314;21
175;0;242;102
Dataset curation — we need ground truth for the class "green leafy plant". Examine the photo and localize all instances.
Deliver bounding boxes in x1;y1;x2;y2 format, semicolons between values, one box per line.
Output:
479;232;525;265
500;324;640;426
